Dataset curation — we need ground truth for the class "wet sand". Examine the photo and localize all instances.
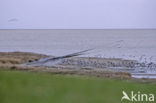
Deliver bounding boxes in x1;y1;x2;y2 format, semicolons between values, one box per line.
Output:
0;52;131;78
0;52;156;83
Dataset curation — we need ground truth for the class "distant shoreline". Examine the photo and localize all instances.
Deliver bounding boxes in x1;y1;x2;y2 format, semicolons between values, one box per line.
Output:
0;29;156;30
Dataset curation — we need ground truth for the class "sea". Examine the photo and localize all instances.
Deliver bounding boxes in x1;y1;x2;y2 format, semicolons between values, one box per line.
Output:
0;29;156;63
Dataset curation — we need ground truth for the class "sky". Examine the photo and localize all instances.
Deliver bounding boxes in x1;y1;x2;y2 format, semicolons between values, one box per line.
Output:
0;0;156;29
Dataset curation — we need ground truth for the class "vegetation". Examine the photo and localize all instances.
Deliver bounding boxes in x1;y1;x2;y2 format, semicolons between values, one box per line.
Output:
0;70;156;103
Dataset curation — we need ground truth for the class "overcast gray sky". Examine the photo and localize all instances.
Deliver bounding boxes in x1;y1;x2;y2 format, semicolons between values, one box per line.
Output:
0;0;156;29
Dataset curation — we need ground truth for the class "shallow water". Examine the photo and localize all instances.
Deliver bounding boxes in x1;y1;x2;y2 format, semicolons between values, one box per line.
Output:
0;29;156;78
131;73;156;79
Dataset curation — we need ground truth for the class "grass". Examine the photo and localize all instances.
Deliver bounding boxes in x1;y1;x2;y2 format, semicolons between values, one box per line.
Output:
0;70;156;103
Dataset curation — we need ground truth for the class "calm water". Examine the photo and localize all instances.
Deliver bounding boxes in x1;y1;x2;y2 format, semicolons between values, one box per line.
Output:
0;29;156;63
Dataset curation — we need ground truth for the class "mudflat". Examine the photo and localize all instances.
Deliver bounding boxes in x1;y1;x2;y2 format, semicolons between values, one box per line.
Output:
1;52;156;83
